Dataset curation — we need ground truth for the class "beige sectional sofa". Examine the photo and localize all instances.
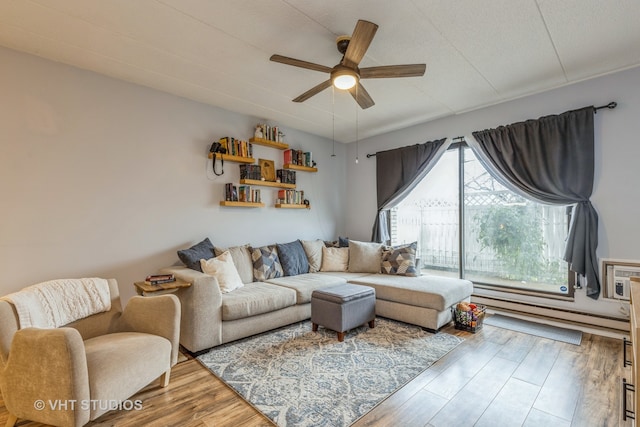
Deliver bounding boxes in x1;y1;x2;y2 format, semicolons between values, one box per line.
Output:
160;238;473;354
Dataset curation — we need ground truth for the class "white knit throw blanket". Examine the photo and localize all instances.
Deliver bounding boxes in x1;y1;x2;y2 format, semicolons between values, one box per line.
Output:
1;278;111;329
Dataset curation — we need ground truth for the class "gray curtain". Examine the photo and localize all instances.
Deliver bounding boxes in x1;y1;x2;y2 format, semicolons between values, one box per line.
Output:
469;106;599;298
371;138;450;243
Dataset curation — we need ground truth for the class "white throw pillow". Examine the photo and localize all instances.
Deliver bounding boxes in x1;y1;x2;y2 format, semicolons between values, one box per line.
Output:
214;244;254;284
200;251;245;293
320;246;349;272
301;239;324;273
348;240;383;273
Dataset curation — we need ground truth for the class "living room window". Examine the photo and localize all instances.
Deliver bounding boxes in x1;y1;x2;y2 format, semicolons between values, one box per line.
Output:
390;142;573;297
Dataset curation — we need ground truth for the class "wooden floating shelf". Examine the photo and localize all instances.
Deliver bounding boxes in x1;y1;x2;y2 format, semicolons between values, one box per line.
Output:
275;204;310;209
207;153;255;163
249;137;289;150
283;164;318;172
240;179;295;189
219;201;264;208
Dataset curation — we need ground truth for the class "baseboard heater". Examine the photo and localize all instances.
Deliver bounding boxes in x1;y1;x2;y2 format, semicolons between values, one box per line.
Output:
471;294;630;334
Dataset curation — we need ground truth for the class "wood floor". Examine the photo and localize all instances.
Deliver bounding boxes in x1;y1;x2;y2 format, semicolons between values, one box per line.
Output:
1;318;631;427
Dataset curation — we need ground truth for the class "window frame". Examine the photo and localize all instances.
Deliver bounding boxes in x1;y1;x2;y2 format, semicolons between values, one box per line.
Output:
393;140;575;299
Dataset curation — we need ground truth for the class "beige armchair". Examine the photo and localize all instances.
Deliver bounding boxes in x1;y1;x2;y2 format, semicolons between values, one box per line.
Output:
0;279;180;427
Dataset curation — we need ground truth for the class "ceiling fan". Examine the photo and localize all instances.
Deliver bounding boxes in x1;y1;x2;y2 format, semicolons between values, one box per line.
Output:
270;20;426;109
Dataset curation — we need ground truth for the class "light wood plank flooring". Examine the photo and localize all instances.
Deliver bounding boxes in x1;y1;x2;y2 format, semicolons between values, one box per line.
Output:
0;318;630;426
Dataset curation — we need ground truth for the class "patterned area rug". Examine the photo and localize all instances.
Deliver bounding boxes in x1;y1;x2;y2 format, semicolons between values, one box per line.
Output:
197;318;463;427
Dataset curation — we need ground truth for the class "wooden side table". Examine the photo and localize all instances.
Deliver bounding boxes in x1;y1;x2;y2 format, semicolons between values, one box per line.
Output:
134;279;191;296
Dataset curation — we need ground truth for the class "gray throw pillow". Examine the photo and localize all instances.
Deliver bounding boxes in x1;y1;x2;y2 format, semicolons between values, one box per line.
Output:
276;240;309;276
177;238;214;272
250;245;284;281
348;240;383;273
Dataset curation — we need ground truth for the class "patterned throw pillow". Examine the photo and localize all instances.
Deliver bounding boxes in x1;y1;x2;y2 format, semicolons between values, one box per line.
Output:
250;245;284;281
381;242;418;276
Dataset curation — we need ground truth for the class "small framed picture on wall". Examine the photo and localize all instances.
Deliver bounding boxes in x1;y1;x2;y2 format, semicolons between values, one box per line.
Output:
259;158;276;182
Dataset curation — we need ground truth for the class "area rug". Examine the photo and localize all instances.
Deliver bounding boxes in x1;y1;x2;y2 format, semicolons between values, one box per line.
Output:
196;318;463;427
484;314;582;345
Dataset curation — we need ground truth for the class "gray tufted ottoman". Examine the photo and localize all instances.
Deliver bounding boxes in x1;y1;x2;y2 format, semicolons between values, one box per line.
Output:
311;283;376;341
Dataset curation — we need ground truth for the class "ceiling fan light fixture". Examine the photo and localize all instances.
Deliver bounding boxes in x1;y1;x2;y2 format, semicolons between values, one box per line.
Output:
332;67;358;90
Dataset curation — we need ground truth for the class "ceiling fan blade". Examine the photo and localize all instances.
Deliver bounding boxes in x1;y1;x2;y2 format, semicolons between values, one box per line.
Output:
270;54;333;73
343;20;378;68
292;79;333;103
360;64;426;79
348;82;375;109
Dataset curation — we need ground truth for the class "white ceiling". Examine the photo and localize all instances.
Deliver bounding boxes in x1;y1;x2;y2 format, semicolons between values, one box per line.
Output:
1;0;639;143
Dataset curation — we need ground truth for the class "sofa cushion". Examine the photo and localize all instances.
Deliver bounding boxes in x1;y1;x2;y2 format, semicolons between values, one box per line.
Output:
276;240;309;276
301;239;324;273
200;251;244;293
85;332;171;418
348;274;473;311
348;240;383;273
220;282;297;321
177;238;214;272
214;244;254;284
381;241;419;277
265;273;348;304
250;245;284;281
320;247;349;272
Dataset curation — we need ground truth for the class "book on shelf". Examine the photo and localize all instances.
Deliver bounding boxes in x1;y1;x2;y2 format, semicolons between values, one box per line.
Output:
239;164;262;180
277;189;304;205
283;149;313;167
283;148;293;164
276;168;296;184
225;183;239;201
219;136;253;158
233;184;261;203
257;124;284;143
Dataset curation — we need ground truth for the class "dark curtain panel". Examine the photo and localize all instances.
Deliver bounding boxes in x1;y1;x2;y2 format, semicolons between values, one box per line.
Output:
470;106;599;298
371;138;449;243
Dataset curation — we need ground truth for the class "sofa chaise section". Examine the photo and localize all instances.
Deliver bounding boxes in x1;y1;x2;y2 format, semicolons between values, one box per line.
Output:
348;274;474;331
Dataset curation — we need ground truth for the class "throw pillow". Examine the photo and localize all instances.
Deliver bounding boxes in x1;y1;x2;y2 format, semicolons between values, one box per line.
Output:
324;240;339;248
214;244;254;284
301;239;324;273
381;241;418;276
320;246;349;272
250;245;284;281
348;240;383;273
177;238;215;272
200;251;244;293
276;240;309;276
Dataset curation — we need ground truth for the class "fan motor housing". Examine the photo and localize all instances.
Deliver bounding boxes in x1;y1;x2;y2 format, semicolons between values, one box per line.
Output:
336;36;351;54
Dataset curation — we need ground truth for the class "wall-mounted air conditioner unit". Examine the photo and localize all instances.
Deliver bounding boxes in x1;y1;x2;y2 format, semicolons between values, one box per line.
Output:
602;260;640;301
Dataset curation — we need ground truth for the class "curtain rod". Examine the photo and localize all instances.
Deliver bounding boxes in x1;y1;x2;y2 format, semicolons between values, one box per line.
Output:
366;102;617;158
595;101;617;111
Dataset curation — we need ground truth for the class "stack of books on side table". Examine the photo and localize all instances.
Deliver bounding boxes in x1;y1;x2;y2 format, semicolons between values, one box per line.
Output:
134;275;191;296
145;274;175;285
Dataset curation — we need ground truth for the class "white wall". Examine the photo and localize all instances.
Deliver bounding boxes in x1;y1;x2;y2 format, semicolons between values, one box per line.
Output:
345;66;640;319
0;47;347;302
